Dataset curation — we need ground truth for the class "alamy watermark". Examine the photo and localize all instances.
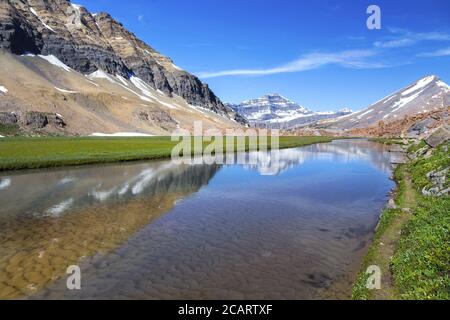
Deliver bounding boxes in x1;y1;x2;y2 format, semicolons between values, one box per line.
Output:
366;265;381;290
367;5;381;30
66;265;81;290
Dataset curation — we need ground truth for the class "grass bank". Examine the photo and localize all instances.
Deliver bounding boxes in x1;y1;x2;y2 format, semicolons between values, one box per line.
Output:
352;141;450;300
0;136;335;171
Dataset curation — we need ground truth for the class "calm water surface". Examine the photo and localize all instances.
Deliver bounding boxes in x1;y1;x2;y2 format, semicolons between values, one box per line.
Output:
0;140;394;299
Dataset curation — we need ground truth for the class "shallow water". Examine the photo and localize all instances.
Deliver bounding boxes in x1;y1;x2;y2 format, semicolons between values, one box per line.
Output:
0;140;394;299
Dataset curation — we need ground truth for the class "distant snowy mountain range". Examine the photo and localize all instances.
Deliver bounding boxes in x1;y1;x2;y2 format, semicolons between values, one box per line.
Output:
226;93;352;128
228;75;449;130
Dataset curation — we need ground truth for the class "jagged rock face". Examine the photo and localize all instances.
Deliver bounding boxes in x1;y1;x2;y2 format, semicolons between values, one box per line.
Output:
0;1;43;54
1;0;128;75
0;0;245;123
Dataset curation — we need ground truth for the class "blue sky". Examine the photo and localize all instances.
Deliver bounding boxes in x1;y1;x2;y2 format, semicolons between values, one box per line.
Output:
75;0;450;111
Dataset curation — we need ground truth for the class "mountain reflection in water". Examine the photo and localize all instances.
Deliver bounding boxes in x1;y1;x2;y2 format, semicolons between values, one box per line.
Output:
0;162;220;298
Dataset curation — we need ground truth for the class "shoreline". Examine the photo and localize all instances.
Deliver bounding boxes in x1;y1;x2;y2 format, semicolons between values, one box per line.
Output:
352;139;449;300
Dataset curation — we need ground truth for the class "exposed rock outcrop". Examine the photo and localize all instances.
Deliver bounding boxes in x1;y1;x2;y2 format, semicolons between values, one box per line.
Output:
0;112;18;124
1;110;65;135
25;111;48;128
387;144;408;164
425;125;450;148
422;168;449;197
403;127;449;197
407;118;435;137
348;108;450;138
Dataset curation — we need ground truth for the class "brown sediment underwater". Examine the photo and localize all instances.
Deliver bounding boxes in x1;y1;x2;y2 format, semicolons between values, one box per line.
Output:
0;191;186;299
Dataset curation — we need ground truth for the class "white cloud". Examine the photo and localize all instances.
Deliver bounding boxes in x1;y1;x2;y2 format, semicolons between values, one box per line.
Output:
197;28;448;79
374;29;450;48
418;47;450;57
374;38;415;48
197;50;383;79
138;15;144;22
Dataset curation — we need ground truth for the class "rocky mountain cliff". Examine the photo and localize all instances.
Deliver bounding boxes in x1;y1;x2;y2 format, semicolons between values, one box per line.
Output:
0;0;245;124
227;93;352;129
0;49;244;136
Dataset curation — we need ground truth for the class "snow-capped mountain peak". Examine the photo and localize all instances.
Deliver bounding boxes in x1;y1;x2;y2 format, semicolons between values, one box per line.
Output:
339;108;353;114
241;93;309;111
321;75;449;130
227;93;352;129
228;93;311;123
400;75;437;96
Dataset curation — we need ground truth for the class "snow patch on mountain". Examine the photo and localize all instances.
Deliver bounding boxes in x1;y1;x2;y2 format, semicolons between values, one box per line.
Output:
357;109;374;119
130;76;158;100
116;75;129;86
402;75;436;96
436;80;450;91
70;3;83;11
157;101;178;110
89;69;115;82
30;8;56;33
392;91;422;111
89;70;154;103
38;55;72;71
171;63;183;71
55;87;77;94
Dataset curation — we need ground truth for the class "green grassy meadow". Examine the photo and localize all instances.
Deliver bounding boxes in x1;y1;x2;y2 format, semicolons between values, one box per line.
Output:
0;136;335;171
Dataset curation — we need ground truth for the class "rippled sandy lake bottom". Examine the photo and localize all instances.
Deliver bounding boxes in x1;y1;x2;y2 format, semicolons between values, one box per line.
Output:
0;140;395;299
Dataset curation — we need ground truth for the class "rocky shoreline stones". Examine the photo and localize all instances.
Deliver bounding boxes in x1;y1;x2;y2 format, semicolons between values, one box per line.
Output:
422;168;449;196
387;144;408;164
425;125;450;148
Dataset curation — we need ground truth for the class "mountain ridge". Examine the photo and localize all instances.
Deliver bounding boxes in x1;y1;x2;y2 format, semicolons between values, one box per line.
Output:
318;75;450;130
